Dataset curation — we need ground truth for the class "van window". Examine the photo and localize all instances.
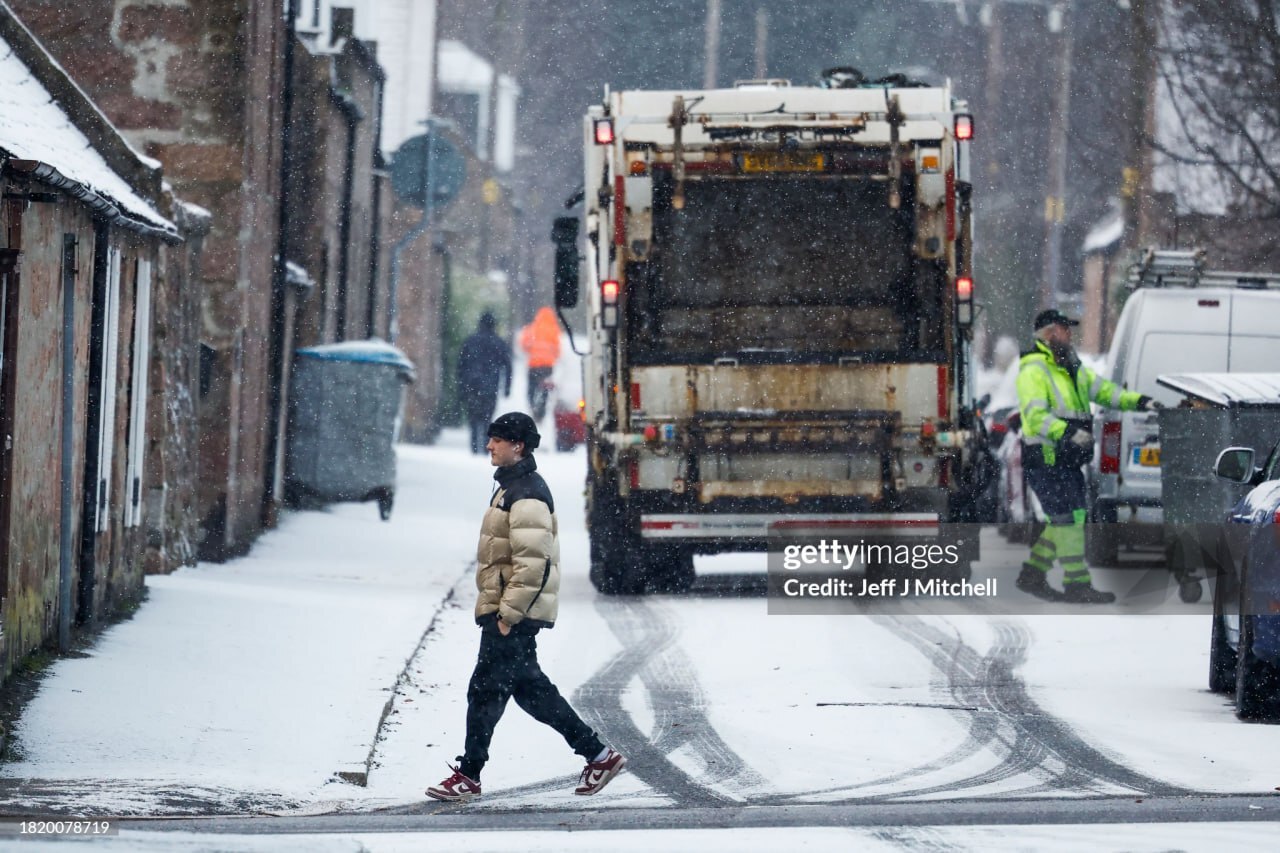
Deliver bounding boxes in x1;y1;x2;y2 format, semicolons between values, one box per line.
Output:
1135;332;1229;405
1228;335;1280;369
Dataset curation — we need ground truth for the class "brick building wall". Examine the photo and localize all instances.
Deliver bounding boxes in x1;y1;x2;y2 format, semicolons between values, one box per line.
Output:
10;0;291;560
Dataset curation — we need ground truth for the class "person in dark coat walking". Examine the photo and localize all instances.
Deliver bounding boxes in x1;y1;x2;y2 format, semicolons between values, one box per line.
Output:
426;413;626;802
456;312;512;454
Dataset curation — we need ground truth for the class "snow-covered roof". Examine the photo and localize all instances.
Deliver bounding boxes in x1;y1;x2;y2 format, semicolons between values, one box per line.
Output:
1082;203;1124;254
438;39;493;94
0;17;176;235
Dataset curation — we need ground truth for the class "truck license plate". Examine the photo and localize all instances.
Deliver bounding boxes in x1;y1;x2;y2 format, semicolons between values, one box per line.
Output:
741;151;825;172
1132;446;1161;467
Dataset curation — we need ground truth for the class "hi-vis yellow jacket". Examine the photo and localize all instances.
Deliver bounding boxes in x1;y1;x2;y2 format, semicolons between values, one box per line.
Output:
1017;340;1142;466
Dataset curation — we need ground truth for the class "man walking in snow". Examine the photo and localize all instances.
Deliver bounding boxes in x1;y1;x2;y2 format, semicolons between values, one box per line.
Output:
456;311;512;454
427;412;626;802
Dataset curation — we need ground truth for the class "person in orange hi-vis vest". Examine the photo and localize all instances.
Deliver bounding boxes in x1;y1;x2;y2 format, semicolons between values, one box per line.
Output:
519;307;561;422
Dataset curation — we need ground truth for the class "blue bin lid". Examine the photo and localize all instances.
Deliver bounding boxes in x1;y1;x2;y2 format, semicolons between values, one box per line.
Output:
296;339;416;377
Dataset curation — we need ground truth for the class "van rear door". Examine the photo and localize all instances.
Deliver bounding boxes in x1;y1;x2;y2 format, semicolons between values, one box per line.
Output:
1228;291;1280;369
1126;294;1232;501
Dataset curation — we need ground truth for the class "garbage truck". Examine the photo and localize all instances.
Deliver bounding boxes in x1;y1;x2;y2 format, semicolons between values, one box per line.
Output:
553;72;990;594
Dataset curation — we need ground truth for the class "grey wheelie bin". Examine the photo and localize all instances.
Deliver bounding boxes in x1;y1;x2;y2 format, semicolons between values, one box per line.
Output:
286;340;416;520
1157;373;1280;601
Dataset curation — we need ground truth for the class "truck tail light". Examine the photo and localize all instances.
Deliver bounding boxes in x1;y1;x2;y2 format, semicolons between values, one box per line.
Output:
594;118;614;145
955;113;974;141
1100;421;1121;474
602;279;619;328
630;382;641;411
956;276;973;326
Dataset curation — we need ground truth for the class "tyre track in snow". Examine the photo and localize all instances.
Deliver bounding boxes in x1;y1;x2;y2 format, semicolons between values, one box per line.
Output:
810;615;1192;802
477;596;760;808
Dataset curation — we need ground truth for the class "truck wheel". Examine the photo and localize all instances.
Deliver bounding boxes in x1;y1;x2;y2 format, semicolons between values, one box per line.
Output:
945;561;973;584
590;557;645;595
647;546;696;594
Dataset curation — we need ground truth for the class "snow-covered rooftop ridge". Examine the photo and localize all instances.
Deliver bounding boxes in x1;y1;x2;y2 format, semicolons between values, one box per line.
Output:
0;8;175;235
438;39;493;92
284;260;314;289
1082;201;1124;254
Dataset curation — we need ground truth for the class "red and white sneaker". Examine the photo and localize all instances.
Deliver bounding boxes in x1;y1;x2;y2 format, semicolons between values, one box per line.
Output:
574;748;626;795
425;764;481;802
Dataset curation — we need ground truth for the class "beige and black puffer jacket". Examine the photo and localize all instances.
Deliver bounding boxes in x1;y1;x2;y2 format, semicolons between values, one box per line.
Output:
475;456;560;629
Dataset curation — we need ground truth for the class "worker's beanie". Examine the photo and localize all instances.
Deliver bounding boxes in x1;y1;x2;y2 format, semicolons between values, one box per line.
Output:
487;412;541;450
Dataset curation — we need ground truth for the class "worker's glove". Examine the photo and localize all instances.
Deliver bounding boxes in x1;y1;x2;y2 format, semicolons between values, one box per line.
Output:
1137;395;1164;412
1068;427;1093;449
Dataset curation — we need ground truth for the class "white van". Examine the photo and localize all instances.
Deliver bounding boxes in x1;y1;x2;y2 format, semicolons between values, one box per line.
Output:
1087;283;1280;564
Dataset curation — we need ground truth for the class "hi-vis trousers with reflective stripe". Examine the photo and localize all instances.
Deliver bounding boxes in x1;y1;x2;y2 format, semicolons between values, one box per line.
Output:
1024;464;1092;586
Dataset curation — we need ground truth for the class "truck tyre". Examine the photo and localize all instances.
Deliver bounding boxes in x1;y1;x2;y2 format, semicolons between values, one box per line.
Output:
944;560;973;584
586;473;646;595
646;546;696;594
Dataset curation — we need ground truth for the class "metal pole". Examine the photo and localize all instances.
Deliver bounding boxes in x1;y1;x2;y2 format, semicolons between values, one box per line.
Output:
703;0;721;88
1040;2;1074;310
754;6;768;79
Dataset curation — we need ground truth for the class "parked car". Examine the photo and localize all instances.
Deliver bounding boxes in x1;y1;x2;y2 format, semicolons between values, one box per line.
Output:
1208;438;1280;720
1088;282;1280;565
552;353;586;452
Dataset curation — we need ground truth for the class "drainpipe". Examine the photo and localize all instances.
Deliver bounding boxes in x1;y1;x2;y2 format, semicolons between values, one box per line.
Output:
367;78;386;339
263;0;299;527
333;91;363;340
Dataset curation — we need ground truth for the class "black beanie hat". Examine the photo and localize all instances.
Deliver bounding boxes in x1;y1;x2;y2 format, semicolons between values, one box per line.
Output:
487;412;541;450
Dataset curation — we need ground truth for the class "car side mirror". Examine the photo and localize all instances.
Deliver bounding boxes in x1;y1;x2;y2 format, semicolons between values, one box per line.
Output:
552;216;580;309
1214;447;1256;484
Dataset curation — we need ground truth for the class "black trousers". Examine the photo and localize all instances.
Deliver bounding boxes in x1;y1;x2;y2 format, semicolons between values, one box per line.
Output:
460;627;602;780
527;367;553;421
464;393;498;454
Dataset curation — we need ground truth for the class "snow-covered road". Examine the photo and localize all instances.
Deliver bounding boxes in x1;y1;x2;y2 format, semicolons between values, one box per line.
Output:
3;415;1280;846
